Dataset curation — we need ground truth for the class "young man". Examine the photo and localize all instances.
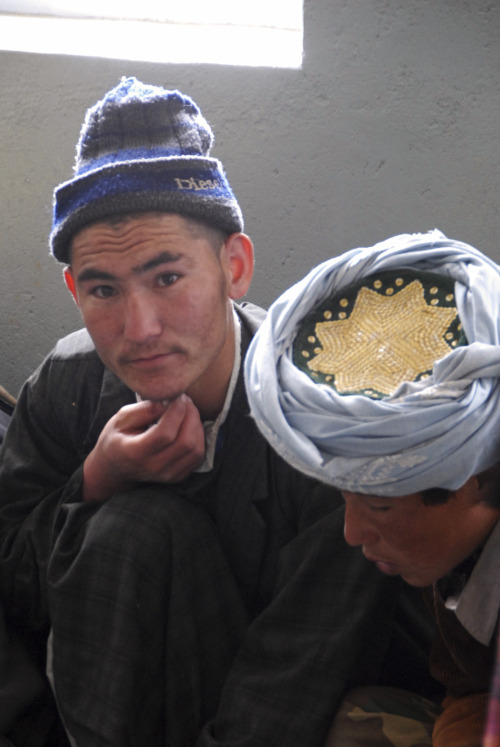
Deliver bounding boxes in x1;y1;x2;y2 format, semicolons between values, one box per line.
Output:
245;229;500;745
0;80;437;746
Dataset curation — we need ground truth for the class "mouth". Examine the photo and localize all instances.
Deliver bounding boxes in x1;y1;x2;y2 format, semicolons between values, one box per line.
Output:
364;554;400;576
121;350;182;367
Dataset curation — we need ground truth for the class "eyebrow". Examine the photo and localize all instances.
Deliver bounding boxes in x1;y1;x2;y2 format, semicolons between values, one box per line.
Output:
135;251;182;274
76;251;182;284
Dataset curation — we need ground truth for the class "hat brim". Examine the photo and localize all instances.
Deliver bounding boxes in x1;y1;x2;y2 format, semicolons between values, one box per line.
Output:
51;157;244;263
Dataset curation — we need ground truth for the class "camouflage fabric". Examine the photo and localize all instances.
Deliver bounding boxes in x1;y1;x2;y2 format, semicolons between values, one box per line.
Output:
324;686;440;746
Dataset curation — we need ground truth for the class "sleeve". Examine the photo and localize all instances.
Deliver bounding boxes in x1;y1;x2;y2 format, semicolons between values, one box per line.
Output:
198;465;430;747
0;363;88;634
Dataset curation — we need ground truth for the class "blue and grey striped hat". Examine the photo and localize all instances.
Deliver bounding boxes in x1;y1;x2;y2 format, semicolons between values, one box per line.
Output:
50;77;243;263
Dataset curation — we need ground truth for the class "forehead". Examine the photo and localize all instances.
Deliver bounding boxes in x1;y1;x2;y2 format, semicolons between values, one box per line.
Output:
342;490;423;501
343;492;452;543
69;213;206;268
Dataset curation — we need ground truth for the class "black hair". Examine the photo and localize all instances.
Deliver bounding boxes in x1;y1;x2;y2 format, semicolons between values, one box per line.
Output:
421;487;451;506
182;216;229;254
421;461;500;508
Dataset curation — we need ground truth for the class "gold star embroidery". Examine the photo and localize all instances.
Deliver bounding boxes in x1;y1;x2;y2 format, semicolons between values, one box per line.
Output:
308;280;457;396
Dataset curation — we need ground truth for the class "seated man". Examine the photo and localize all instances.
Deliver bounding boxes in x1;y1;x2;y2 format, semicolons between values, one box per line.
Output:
0;80;437;746
245;229;500;746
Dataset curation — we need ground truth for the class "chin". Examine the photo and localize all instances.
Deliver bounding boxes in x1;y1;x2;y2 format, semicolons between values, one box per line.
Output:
126;376;182;403
137;389;179;403
401;574;434;588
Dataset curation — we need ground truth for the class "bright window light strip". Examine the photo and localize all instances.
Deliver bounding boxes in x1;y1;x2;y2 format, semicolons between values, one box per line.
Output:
0;0;303;27
0;2;303;68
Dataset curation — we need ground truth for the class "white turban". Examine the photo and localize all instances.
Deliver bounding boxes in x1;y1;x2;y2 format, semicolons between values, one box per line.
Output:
244;230;500;495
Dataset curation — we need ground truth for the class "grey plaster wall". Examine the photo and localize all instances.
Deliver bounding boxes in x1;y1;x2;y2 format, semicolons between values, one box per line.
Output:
0;0;499;396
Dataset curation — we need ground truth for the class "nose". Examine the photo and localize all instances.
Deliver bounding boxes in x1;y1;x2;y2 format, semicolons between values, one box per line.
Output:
343;493;380;548
123;291;163;342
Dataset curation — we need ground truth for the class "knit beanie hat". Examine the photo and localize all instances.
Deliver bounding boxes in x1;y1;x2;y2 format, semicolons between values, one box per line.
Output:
50;77;244;263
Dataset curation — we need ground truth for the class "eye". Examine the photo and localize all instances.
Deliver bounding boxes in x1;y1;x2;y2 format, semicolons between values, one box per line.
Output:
157;273;180;288
91;285;117;299
368;503;392;513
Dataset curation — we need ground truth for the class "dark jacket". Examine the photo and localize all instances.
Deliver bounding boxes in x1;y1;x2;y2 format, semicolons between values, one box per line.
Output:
0;303;438;746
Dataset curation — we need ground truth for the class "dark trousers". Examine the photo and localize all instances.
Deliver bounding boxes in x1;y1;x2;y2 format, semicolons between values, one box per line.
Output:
0;600;68;747
47;488;248;747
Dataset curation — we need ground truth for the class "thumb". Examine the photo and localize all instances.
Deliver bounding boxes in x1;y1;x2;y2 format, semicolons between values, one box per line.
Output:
115;399;169;433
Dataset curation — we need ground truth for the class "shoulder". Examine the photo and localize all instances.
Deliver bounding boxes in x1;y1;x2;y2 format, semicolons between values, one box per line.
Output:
52;327;99;360
34;328;106;400
24;329;130;434
235;301;267;335
9;330;133;457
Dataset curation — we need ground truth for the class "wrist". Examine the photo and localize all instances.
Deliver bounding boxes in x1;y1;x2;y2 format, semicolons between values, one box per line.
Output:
82;450;121;502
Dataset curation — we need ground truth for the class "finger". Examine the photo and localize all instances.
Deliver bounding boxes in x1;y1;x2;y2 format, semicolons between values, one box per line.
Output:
165;453;205;483
154;439;206;482
115;399;169;434
175;398;206;456
148;397;205;478
138;395;191;453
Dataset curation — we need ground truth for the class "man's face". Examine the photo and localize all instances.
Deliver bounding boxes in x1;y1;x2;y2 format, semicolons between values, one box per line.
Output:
342;482;500;587
67;213;237;415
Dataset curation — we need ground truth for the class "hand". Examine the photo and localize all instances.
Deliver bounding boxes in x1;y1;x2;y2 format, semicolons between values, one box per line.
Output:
82;395;206;502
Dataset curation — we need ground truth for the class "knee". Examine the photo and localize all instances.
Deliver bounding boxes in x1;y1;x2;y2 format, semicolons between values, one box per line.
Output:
102;487;216;556
50;486;216;580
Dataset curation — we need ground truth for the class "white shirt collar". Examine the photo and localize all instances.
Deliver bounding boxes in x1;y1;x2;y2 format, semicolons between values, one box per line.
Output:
450;518;500;645
196;310;241;472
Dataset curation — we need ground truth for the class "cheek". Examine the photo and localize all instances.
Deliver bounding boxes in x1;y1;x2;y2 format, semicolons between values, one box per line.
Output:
386;524;443;567
375;518;423;554
179;284;229;338
80;305;120;349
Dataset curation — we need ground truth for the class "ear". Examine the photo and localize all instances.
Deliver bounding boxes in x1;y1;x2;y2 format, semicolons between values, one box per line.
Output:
221;233;254;300
452;475;481;504
63;267;80;307
476;462;500;504
453;473;496;507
